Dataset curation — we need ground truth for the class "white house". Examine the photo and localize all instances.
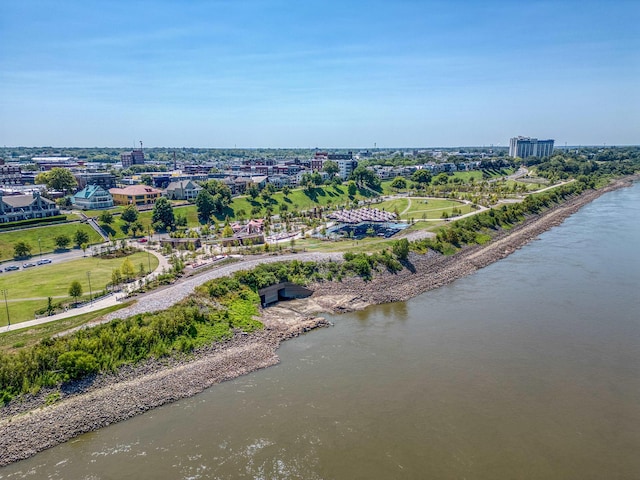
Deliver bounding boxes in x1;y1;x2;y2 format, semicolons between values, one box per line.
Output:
72;185;114;210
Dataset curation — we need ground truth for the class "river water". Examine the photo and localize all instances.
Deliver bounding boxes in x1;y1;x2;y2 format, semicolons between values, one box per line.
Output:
2;183;639;479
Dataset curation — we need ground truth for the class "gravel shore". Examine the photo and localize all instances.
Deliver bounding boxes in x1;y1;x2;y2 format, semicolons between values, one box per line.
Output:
0;178;635;467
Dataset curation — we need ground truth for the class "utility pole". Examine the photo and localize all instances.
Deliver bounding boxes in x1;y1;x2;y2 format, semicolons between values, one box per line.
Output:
38;238;42;258
87;272;93;306
2;290;9;326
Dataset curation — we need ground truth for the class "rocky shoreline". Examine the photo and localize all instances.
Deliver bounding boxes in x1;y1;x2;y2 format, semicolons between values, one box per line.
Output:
0;177;635;468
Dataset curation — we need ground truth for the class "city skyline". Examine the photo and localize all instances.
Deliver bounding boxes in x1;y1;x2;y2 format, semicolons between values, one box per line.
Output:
1;0;638;148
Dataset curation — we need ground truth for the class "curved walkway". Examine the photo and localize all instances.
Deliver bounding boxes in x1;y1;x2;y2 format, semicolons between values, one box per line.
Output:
2;251;342;333
2;245;170;333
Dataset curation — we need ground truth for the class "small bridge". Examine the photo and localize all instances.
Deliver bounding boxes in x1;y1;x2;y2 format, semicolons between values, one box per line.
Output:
258;282;313;307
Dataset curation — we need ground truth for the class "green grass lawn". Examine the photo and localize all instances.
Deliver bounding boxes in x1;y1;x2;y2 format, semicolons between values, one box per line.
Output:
0;302;133;353
0;251;158;325
375;197;471;220
217;185;374;221
81;206;124;217
381;169;515;195
0;223;102;262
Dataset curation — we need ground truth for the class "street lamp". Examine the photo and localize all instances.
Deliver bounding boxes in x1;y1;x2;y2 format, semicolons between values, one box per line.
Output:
1;289;10;326
87;272;93;306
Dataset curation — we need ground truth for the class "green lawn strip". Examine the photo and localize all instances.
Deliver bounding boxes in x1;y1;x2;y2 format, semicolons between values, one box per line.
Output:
0;302;132;353
82;206;124;217
0;223;101;262
402;203;475;220
0;252;158;324
373;198;409;214
376;198;471;220
0;300;51;328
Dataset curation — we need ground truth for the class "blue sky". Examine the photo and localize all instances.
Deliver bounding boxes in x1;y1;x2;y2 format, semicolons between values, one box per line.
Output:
1;0;638;148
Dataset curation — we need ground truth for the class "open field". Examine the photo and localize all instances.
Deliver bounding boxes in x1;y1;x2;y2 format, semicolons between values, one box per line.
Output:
380;169;514;194
0;224;101;262
375;197;474;220
0;252;158;326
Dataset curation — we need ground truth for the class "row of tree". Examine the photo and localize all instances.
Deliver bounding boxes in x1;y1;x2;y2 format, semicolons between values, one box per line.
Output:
13;229;90;258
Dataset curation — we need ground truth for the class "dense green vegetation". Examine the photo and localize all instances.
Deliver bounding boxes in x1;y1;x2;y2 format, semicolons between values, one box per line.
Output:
0;279;261;403
0;252;407;403
410;180;591;255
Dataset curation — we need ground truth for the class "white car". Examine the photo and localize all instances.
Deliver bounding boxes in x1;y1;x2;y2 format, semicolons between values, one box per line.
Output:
37;258;52;265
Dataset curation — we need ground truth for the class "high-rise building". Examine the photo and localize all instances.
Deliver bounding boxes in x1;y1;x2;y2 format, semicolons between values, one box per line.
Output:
509;137;554;158
121;149;145;168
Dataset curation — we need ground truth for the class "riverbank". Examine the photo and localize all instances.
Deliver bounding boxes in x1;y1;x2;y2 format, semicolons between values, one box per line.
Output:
0;177;635;468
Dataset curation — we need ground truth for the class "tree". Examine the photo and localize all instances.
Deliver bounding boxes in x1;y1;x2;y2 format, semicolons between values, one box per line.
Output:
222;223;234;238
140;174;153;186
247;183;259;199
282;186;291;197
199;179;232;216
121;204;139;223
347;181;357;196
98;211;113;224
311;172;324;185
433;173;450;185
121;258;135;280
40;167;78;193
14;241;32;258
350;165;380;189
74;229;90;248
390;176;407;190
194;192;218;221
392;238;410;261
411;169;432;184
111;268;122;287
68;280;83;304
151;197;175;231
323;160;340;177
201;179;232;202
175;213;187;227
131;221;143;237
54;235;71;250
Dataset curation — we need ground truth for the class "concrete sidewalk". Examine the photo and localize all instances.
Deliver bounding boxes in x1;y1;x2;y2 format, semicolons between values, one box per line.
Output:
2;245;168;333
2;292;127;333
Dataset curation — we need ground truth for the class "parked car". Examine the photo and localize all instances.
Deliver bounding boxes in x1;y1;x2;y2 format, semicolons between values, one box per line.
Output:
4;265;19;271
138;238;148;243
22;262;36;268
37;258;52;265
